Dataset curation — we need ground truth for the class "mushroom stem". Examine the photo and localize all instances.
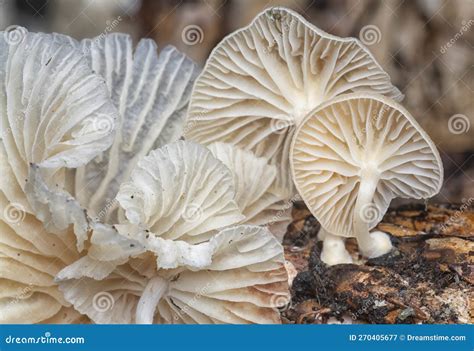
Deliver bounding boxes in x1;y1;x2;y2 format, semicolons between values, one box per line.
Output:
354;171;392;258
320;228;353;266
136;276;168;324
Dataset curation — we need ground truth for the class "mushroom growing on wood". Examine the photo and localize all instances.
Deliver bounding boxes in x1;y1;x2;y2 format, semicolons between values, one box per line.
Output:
184;7;402;191
0;29;117;322
291;93;443;264
56;141;289;324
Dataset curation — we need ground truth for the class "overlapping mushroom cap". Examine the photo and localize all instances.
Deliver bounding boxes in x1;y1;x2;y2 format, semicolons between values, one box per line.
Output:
291;94;443;247
25;33;199;236
57;225;288;324
56;141;289;324
72;34;199;224
207;142;292;239
0;29;118;322
184;7;402;190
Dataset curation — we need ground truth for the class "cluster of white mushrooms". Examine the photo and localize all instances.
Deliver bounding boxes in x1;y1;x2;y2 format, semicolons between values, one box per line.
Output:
0;7;443;324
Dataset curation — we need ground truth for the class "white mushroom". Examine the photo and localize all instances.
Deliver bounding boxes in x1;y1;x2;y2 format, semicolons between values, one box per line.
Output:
57;225;289;324
56;141;289;324
116;141;244;250
25;33;199;238
207;142;292;240
184;7;402;192
0;29;117;322
291;93;443;264
25;32;199;256
56;140;243;275
72;34;199;224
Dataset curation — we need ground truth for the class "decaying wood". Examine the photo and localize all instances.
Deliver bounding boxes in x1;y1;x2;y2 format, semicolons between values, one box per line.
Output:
283;203;473;324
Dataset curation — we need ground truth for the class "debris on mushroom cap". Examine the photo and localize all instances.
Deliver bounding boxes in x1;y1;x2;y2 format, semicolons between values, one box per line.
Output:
57;225;289;324
207;142;292;239
184;7;402;193
291;93;443;260
0;29;117;322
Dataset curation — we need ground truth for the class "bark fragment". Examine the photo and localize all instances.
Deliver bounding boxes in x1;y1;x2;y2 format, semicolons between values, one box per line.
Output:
284;203;473;324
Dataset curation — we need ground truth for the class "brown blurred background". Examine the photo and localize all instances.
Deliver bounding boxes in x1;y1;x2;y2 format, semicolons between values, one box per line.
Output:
1;0;472;203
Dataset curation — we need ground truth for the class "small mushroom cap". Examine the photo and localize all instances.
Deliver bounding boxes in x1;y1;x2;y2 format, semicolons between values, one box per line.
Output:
291;93;443;237
184;7;402;189
57;225;289;324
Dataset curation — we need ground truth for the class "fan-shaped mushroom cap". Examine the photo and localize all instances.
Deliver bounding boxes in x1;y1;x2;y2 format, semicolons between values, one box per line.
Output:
25;33;199;251
184;7;402;190
207;142;291;238
116;141;244;247
56;141;289;323
72;34;199;224
57;225;289;324
25;33;199;241
291;93;443;258
59;140;244;273
0;29;117;322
